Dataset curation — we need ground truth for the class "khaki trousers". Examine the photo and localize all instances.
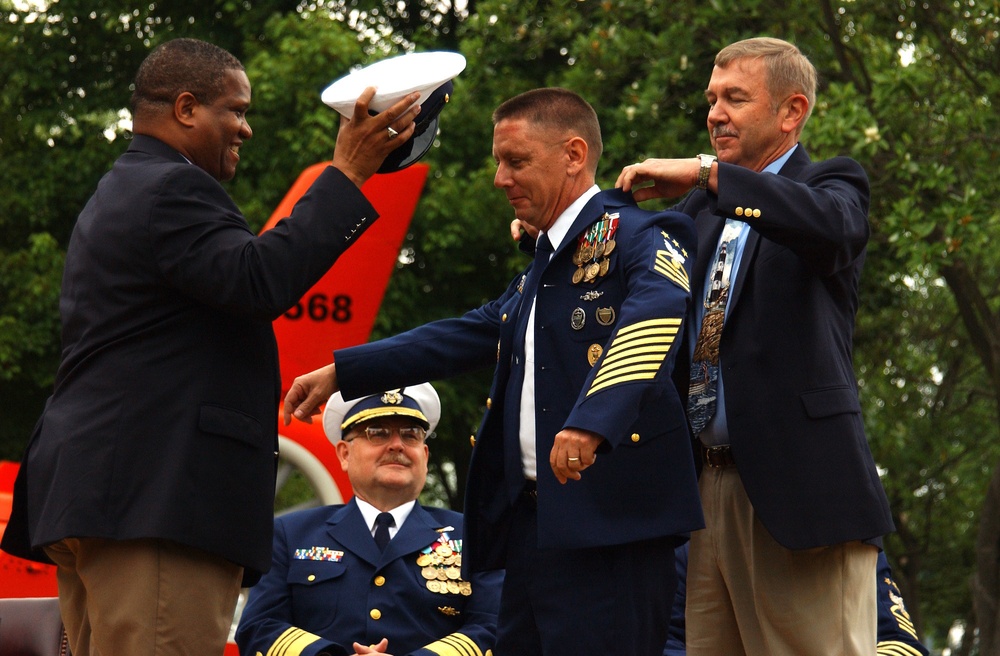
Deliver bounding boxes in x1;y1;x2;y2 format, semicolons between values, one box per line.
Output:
44;537;242;656
686;466;878;656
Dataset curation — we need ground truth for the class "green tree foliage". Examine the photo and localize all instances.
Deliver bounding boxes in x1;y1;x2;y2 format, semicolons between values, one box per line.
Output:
2;0;999;649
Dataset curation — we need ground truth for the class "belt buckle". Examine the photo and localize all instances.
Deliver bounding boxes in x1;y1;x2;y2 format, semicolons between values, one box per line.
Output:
702;443;733;469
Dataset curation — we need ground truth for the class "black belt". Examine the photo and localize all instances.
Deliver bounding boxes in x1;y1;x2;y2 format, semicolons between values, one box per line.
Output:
700;442;736;469
521;479;538;500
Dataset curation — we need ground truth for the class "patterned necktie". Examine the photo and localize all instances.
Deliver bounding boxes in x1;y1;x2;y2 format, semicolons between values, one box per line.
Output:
687;219;743;435
373;512;394;552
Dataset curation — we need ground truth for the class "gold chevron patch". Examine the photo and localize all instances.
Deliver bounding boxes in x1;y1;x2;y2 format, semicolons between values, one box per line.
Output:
889;603;919;640
586;318;681;396
653;230;689;292
654;250;690;292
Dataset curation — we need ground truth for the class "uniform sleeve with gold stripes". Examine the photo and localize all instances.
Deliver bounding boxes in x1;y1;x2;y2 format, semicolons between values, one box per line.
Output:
874;552;928;656
565;208;697;448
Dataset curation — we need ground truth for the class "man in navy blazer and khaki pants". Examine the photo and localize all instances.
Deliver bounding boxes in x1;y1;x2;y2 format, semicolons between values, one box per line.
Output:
283;88;704;655
618;37;895;656
1;38;423;656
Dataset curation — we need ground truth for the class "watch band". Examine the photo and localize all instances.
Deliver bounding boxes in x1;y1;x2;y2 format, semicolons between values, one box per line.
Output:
697;153;717;190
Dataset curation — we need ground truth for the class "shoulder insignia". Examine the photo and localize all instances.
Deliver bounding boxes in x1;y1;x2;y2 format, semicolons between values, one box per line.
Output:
586;318;682;396
653;231;690;292
885;577;920;641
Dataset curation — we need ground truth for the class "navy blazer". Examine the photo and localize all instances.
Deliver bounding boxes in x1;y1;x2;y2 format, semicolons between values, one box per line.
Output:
673;146;894;549
236;500;502;656
2;135;378;583
335;189;705;573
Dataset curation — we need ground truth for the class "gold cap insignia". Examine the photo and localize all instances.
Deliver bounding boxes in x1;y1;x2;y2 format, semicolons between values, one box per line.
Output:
381;389;403;405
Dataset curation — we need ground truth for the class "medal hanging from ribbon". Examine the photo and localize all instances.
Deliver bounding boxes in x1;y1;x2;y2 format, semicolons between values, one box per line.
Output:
572;213;619;284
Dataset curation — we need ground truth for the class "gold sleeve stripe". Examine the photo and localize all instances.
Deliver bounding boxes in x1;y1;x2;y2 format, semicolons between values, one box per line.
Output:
590;371;666;395
594;357;663;385
654;250;690;292
266;627;323;656
596;349;667;378
601;330;679;362
604;328;680;350
601;342;674;367
613;317;682;337
876;641;923;656
423;631;483;656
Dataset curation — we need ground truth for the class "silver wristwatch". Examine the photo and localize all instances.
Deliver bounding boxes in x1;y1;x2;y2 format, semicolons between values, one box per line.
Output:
696;153;717;190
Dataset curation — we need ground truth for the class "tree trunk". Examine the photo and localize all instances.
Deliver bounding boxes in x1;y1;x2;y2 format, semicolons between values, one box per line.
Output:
974;461;1000;654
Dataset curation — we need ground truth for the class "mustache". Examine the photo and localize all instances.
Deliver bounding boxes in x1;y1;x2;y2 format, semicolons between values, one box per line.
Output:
712;126;738;139
379;453;413;466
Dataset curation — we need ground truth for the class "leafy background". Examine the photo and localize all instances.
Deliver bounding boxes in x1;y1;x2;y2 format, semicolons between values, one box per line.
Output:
2;0;998;652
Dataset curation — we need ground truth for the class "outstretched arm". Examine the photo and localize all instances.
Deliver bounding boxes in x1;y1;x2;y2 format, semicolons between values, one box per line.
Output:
283;363;338;425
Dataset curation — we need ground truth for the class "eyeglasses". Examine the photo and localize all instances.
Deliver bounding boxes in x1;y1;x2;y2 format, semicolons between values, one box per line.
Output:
346;425;427;447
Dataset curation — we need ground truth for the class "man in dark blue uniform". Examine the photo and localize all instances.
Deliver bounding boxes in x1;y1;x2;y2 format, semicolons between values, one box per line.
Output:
282;88;704;656
237;383;502;656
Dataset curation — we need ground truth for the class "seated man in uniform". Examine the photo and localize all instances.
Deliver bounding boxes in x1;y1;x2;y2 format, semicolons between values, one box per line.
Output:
237;383;502;656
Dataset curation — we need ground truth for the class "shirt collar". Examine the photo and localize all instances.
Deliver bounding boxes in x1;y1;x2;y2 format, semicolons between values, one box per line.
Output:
541;184;600;252
764;144;797;175
355;497;416;534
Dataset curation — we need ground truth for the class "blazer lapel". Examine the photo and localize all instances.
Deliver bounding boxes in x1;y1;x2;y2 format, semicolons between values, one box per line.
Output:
326;499;381;567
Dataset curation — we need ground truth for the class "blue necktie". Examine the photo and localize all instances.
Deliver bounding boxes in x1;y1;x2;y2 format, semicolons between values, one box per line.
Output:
504;234;553;502
373;512;394;552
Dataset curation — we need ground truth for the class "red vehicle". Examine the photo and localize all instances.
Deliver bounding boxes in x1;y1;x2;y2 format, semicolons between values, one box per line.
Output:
0;162;428;654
